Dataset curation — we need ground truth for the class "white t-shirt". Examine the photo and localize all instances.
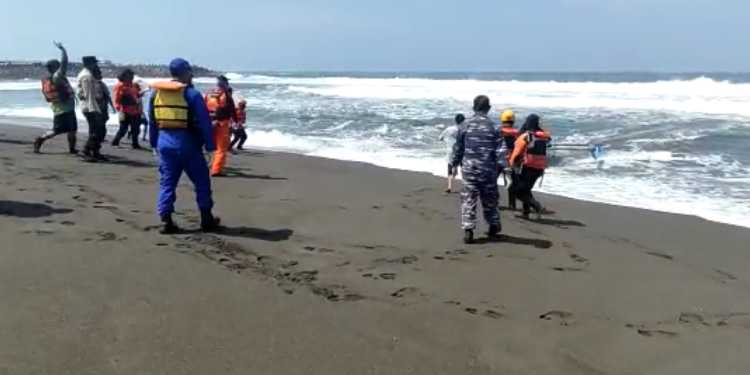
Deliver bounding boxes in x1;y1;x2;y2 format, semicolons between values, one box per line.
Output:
439;125;460;162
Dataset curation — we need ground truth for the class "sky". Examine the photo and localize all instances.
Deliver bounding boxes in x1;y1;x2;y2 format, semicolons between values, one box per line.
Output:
1;0;749;72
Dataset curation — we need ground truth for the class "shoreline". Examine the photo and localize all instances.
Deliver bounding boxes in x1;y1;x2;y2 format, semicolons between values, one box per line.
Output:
2;120;750;373
4;114;747;230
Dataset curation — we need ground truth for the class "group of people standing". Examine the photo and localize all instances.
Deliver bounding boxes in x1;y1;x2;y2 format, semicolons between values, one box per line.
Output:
36;43;547;241
36;42;249;171
444;96;551;244
36;42;146;160
37;44;250;234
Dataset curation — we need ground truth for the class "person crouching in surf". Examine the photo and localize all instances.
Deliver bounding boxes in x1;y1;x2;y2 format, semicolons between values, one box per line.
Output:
508;114;550;220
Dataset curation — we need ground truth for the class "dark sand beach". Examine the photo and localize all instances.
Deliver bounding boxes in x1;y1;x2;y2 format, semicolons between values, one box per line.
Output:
2;120;750;374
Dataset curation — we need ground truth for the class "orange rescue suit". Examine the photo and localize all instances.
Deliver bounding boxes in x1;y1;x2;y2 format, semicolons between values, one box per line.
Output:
509;130;551;170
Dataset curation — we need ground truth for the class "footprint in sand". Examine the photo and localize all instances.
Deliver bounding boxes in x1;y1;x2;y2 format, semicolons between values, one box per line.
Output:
570;254;589;263
391;287;421;298
281;260;299;268
23;229;55;236
96;232;117;241
376;255;419;265
290;270;319;284
540;310;574;326
446;249;469;256
636;328;678;338
678;312;708;326
312;285;364;302
645;251;674;261
483;310;504;319
465;307;479;315
304;246;336;253
714;269;738;283
551;266;586;272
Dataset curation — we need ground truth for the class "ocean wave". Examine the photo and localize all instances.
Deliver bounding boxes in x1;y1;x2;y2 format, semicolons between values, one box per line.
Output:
0;106;120;125
282;77;750;118
240;128;750;228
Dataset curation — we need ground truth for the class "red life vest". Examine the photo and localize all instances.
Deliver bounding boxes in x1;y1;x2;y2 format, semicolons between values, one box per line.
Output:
523;131;551;170
114;82;141;115
235;107;247;124
41;77;73;103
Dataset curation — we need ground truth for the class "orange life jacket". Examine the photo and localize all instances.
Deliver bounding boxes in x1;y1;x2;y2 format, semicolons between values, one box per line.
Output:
205;89;232;120
501;127;520;153
41;77;73;103
522;131;551;170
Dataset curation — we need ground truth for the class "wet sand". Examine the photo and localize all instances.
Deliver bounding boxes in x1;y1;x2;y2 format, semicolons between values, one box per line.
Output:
2;119;750;374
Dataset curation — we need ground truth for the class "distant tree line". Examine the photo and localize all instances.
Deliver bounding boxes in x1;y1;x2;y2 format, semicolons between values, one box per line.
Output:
0;61;217;80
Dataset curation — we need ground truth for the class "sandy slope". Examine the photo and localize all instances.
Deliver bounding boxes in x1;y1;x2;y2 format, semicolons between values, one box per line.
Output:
1;121;750;374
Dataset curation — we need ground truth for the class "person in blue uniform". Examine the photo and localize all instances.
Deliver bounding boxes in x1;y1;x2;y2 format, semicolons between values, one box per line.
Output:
148;58;221;234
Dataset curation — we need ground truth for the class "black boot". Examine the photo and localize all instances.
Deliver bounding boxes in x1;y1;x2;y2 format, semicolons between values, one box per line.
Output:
463;229;474;244
488;224;501;238
160;214;180;234
33;137;43;153
535;205;545;221
200;210;221;232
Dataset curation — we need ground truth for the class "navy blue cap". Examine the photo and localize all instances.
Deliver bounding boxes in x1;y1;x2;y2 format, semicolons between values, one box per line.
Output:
169;58;192;76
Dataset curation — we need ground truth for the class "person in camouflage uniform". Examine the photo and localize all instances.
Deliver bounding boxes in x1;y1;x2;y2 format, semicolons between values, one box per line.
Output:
450;95;503;244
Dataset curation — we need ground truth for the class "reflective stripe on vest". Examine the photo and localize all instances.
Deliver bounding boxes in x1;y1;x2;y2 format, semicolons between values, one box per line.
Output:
151;81;189;129
524;131;550;170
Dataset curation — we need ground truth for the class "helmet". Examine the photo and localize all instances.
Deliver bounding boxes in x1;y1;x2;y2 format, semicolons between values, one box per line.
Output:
501;110;515;123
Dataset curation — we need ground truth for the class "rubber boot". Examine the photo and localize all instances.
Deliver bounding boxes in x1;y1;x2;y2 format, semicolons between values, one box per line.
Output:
488;224;501;238
68;138;78;155
33;137;43;153
463;229;474;244
508;192;517;210
200;210;221;232
160;214;180;234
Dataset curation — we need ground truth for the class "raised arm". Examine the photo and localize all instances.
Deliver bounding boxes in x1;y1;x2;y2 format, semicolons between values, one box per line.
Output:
53;41;68;76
